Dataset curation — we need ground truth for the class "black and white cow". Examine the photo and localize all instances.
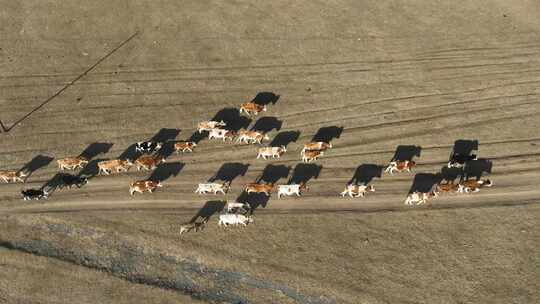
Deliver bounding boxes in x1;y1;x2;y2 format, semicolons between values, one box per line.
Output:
448;153;477;168
135;141;162;154
21;189;48;201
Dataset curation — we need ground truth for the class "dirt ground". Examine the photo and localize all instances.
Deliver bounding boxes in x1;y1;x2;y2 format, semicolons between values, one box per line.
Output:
1;1;539;303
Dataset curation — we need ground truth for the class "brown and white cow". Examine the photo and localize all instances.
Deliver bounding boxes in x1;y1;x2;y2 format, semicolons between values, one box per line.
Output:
458;179;493;193
198;120;226;133
0;170;28;183
244;183;274;196
257;146;287;160
301;142;332;154
134;155;165;171
340;184;375;198
384;160;416;175
404;191;438;205
57;156;89;171
236;130;270;144
129;180;163;195
302;150;324;163
97;159;133;175
239;102;267;116
208;128;236;141
174;141;197;153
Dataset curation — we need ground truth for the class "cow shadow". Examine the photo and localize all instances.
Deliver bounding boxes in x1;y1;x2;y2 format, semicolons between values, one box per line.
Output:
312;126;344;143
212;108;252;132
208;163;249;184
251;92;280;106
348;164;383;185
236;192;270;215
270;130;300;148
391;145;421;162
190;200;226;223
78;142;113;160
450;139;479;160
288;163;322;184
78;158;106;179
156;141;177;159
42;173;65;194
440;166;464;184
408;173;441;194
463;158;492;181
148;162;184;183
250;117;283;133
188;131;208;144
20;155;54;177
118;143;139;161
150;128;181;143
256;164;291;184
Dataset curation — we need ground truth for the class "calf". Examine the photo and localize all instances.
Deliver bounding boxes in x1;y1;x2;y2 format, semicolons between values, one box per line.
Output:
277;182;308;198
135;141;162;154
384;160;416;175
340;184;375;198
195;182;229;195
21;189;48;201
58;174;88;189
179;218;208;235
239;102;266;116
129;180;163;195
301;142;332;154
448;153;477;168
226;202;250;213
97;159;133;175
236;130;270;144
174;141;197;153
436;182;459;194
134;155;165;171
218;214;254;227
0;170;28;183
197;120;226;133
57;156;89;171
302;150;324;163
458;179;493;193
404;191;438;205
208;128;236;141
244;183;274;196
257;146;286;160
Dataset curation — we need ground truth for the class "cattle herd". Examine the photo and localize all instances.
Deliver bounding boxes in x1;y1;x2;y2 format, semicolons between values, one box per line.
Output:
1;98;493;234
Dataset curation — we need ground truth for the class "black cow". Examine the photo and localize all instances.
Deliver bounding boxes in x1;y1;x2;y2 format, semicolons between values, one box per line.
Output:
448;153;477;168
21;189;48;201
135;141;162;154
59;174;88;189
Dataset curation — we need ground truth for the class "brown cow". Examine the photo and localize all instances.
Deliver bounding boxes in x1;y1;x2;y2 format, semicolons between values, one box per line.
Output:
239;102;267;116
244;183;274;196
97;159;133;175
458;179;493;193
129;180;163;195
174;141;197;153
384;160;416;175
302;150;324;163
0;170;28;183
236;130;270;144
134;155;165;171
57;156;89;170
436;182;460;194
301;142;332;154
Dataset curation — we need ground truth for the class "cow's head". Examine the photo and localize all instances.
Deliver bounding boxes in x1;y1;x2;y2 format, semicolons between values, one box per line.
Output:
263;134;270;141
247;216;254;223
367;185;375;192
17;170;29;178
280;146;287;152
327;142;333;149
124;159;134;166
156;143;163;150
483;179;493;187
408;161;416;168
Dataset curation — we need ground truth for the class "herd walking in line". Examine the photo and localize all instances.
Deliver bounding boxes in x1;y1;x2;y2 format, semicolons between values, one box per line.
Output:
1;94;494;233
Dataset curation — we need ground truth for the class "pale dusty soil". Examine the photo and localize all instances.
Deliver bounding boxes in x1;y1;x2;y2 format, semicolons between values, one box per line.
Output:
1;1;539;303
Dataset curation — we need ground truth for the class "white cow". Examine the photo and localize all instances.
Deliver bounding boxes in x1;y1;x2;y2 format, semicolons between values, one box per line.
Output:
208;128;235;141
218;214;254;227
340;184;375;198
277;183;308;198
226;202;250;213
195;183;229;195
257;146;286;160
198;120;226;133
404;191;438;205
